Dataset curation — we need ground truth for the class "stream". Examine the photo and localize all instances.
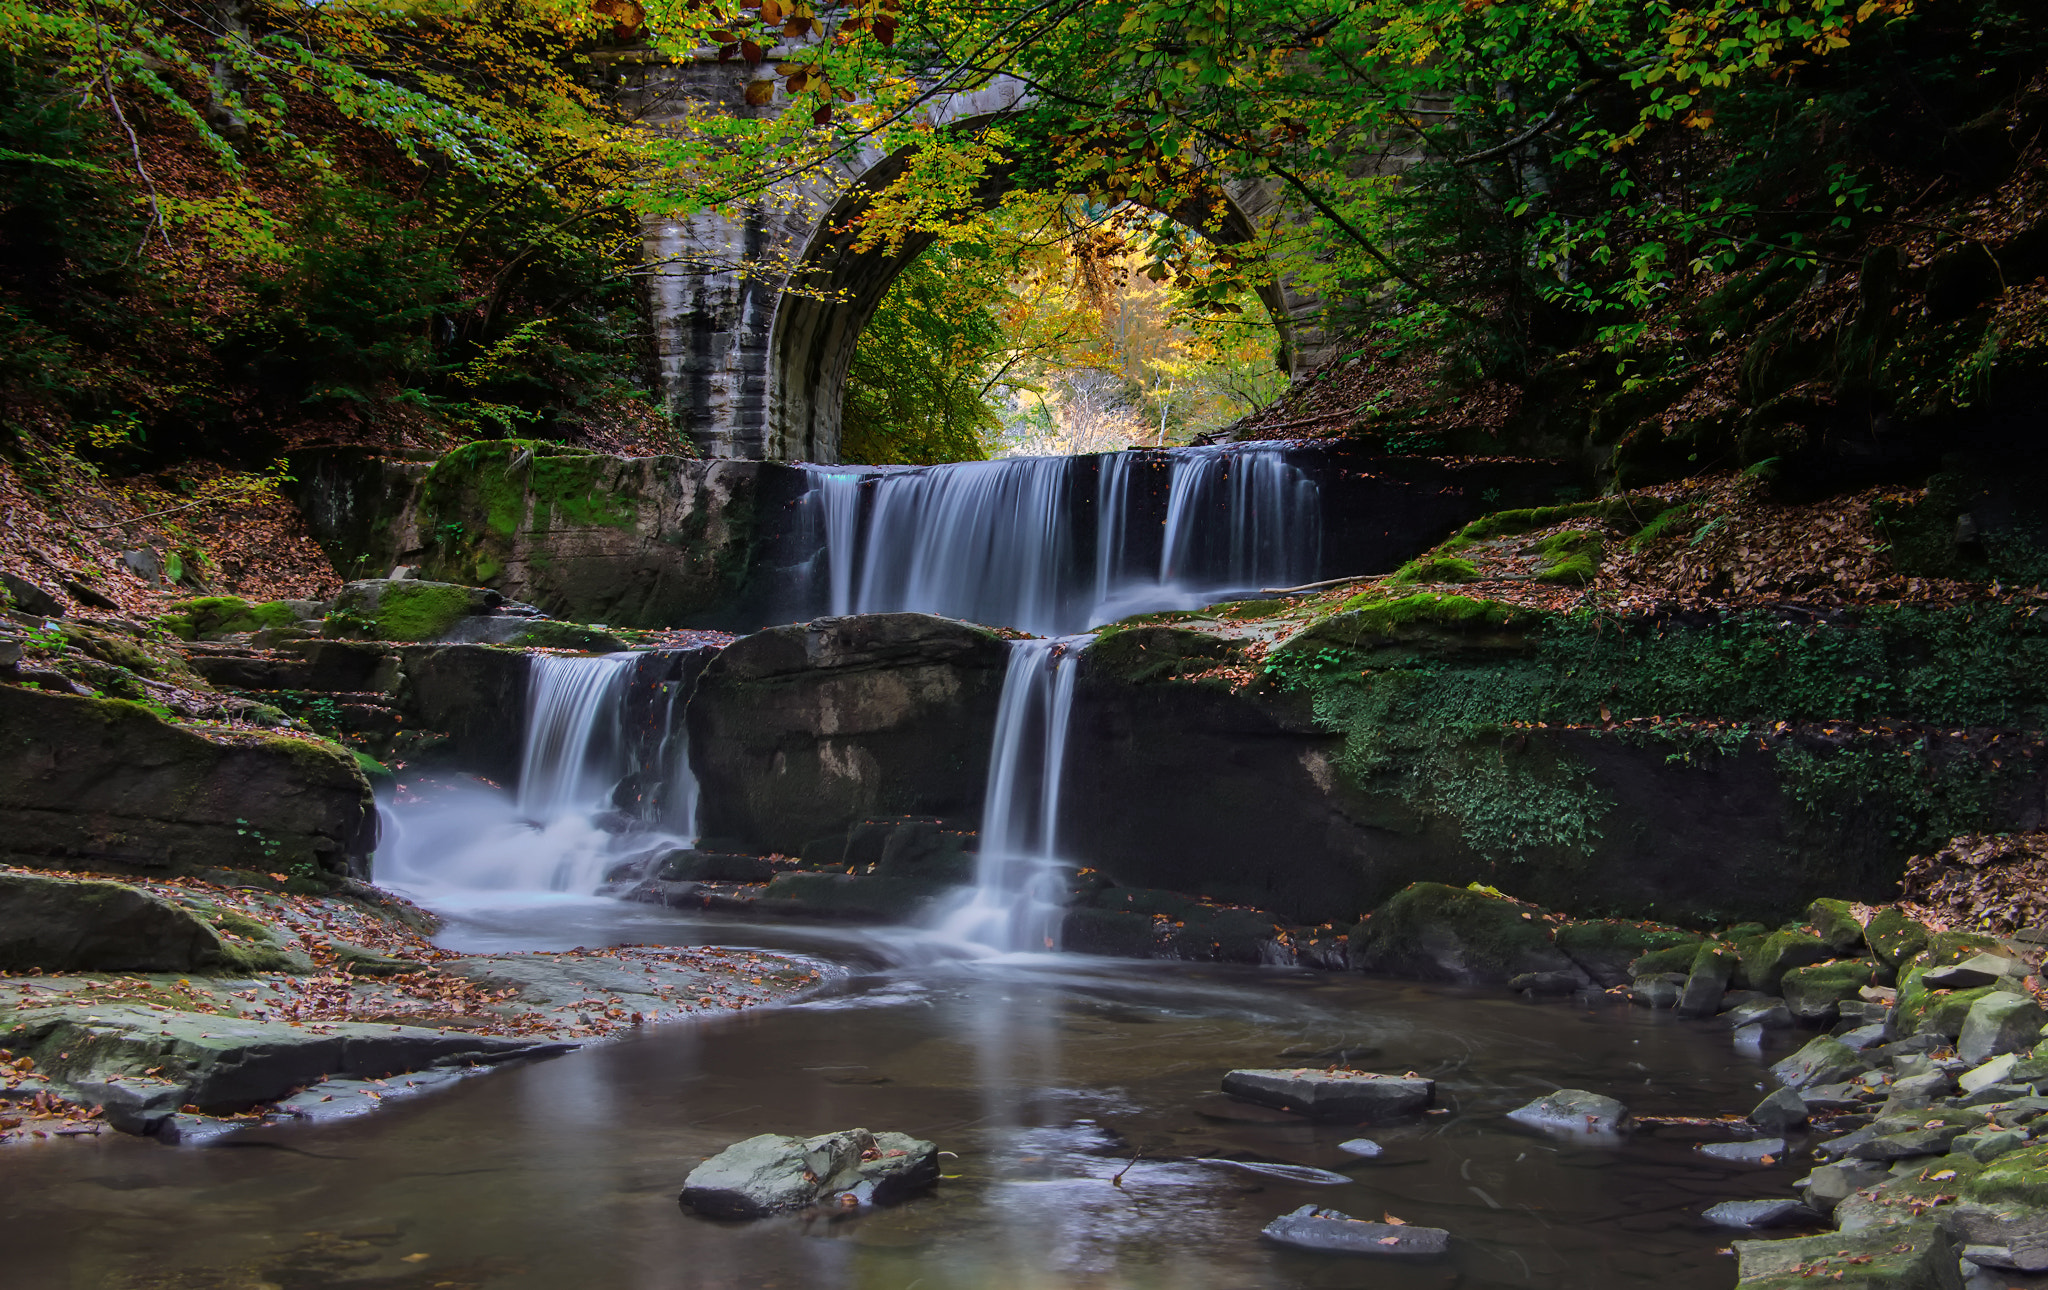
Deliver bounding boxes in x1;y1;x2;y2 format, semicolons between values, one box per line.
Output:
3;894;1800;1290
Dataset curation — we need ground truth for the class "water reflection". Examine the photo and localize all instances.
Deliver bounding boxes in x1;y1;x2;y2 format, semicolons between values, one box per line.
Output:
0;907;1799;1290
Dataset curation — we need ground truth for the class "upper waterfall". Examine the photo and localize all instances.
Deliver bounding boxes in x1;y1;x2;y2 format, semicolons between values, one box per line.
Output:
795;444;1321;635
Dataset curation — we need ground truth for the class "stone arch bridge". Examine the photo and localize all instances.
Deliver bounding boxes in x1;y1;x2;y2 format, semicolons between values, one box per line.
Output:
597;49;1331;462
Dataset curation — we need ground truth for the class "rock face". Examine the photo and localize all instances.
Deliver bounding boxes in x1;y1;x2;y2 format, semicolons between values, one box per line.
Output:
353;442;767;630
1220;1068;1435;1122
1261;1205;1450;1256
0;872;233;971
0;685;376;880
679;1128;939;1219
689;615;1010;857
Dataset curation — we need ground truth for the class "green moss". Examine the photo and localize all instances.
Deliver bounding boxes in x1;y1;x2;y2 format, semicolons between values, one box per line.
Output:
371;582;473;642
1630;942;1705;976
1554;919;1699;965
1866;906;1930;965
507;621;629;653
1388;554;1480;586
1964;1141;2048;1208
1083;627;1243;686
1535;531;1601;584
1625;502;1701;551
156;597;300;641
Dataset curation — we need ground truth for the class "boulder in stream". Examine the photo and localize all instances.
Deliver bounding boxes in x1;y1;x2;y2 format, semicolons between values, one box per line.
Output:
1260;1205;1449;1256
0;871;233;972
679;1128;939;1219
1220;1068;1434;1122
1349;884;1585;987
1505;1089;1629;1135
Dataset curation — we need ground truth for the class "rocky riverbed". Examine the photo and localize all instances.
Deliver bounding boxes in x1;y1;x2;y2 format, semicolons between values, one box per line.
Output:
0;865;822;1144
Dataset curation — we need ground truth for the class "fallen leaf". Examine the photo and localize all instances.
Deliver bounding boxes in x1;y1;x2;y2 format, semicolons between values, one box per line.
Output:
1383;1212;1407;1226
401;1253;430;1263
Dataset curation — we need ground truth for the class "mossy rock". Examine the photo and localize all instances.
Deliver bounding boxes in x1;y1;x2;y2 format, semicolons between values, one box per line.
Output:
1282;594;1541;660
330;579;492;643
1351;882;1580;986
1896;973;2004;1040
1924;928;2008;968
1865;907;1930;966
1083;627;1243;687
1534;531;1601;585
754;872;948;922
1739;929;1828;993
1387;554;1479;587
507;621;629;653
158;597;302;642
1963;1140;2048;1210
1781;959;1879;1021
1629;942;1705;979
1555;919;1702;987
1806;898;1866;954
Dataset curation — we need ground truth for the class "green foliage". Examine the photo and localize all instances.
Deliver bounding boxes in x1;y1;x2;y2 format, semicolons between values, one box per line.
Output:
842;247;1003;464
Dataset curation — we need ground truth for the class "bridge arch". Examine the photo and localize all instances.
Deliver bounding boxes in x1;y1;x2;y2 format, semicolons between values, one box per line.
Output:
612;58;1326;461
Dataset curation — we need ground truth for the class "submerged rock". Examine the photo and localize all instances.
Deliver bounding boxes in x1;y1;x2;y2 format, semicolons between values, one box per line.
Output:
1336;1138;1384;1158
679;1128;939;1219
1260;1205;1449;1256
1505;1089;1629;1136
1220;1068;1435;1122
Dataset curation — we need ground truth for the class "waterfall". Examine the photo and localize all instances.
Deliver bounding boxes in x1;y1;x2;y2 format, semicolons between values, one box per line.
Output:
797;445;1321;635
375;653;691;899
517;654;636;823
932;638;1082;954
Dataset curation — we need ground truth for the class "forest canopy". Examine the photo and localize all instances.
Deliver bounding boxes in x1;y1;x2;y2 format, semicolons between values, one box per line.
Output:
1;0;2043;468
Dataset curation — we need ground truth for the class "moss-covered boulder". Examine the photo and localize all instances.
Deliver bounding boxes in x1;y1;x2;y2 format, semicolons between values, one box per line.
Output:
1806;898;1866;954
1781;959;1880;1022
1895;973;2005;1041
1351;883;1584;986
1554;919;1702;987
0;871;234;972
1865;907;1931;967
329;579;498;642
0;685;374;881
1629;942;1707;978
1740;929;1830;993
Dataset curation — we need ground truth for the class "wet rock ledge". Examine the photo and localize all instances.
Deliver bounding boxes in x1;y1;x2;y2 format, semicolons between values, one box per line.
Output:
0;865;821;1143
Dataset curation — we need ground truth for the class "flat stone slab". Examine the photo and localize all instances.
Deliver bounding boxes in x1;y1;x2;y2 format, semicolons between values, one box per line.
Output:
680;1128;938;1219
1705;1199;1820;1229
1261;1205;1449;1256
1700;1138;1787;1164
1505;1089;1629;1135
1221;1069;1434;1122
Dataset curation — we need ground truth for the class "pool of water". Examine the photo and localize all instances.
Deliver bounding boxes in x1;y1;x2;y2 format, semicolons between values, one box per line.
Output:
1;898;1799;1290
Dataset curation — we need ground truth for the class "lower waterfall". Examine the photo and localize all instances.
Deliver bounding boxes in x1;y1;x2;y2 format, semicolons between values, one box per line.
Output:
931;637;1083;954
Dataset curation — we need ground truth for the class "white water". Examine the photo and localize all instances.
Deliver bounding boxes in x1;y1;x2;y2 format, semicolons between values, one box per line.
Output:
375;653;690;902
800;445;1321;635
931;638;1084;954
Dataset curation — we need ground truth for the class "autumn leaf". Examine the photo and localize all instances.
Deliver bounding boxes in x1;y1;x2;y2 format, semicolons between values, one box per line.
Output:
745;79;775;105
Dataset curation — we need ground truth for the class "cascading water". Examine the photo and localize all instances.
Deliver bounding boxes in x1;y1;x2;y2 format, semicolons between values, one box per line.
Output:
798;444;1321;635
375;653;692;900
932;638;1082;954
